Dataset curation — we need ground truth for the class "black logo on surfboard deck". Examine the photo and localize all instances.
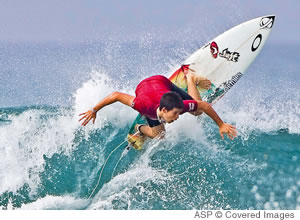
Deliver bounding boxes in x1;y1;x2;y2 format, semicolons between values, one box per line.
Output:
210;41;219;58
260;16;275;29
219;48;240;62
222;72;243;92
251;34;262;52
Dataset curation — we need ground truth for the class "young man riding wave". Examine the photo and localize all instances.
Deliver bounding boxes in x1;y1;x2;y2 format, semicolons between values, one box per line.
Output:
79;66;237;140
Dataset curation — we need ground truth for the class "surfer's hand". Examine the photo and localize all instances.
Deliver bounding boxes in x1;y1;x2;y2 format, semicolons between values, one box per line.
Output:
219;123;237;140
79;110;97;126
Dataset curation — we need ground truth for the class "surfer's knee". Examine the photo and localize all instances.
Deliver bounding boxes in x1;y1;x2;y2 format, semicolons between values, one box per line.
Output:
148;131;163;139
148;132;165;139
149;125;165;139
157;131;166;139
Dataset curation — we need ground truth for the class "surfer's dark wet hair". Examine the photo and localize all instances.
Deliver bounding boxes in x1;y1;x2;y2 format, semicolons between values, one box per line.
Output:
159;91;184;111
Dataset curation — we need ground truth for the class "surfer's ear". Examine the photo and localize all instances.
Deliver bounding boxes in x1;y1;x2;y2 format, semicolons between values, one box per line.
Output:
161;107;169;113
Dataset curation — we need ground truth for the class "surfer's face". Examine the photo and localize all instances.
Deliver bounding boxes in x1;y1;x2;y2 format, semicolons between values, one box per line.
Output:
162;107;182;123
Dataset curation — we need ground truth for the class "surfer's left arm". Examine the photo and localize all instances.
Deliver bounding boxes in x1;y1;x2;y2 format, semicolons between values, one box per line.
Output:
195;101;237;140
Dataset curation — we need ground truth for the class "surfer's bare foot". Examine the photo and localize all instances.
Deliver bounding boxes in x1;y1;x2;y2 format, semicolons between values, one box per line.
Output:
186;70;211;90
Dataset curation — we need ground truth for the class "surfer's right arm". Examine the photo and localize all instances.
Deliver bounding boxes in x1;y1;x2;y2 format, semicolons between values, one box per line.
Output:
79;92;135;126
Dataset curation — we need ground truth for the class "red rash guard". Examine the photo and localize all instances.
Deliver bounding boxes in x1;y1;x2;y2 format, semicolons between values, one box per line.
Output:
132;75;198;120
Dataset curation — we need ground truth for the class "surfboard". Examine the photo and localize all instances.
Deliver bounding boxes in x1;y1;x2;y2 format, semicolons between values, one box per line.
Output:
127;15;275;150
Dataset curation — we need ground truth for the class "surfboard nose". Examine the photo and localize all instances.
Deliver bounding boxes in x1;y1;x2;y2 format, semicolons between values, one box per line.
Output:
260;15;275;29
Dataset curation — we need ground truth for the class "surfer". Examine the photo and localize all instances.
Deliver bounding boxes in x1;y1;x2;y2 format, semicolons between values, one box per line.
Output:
79;65;237;140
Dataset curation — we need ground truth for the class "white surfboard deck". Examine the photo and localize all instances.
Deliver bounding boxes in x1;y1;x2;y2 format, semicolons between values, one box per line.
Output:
182;15;275;103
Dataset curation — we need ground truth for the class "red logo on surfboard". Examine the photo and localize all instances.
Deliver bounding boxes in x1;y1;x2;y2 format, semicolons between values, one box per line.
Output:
210;41;219;58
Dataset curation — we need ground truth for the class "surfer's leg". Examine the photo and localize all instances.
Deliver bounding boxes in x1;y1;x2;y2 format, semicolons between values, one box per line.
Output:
135;123;165;139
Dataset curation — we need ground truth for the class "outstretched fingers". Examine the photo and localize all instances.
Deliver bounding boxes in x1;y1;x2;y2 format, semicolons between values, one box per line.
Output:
227;125;237;140
79;115;84;121
220;131;224;140
227;132;234;140
82;115;92;126
79;112;87;122
220;123;237;140
78;111;94;126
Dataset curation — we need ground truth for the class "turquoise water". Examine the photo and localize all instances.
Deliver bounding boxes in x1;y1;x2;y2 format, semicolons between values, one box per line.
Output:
0;41;299;209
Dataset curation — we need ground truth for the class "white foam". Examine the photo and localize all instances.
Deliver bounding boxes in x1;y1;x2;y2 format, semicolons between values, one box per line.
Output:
19;195;89;210
215;93;300;135
0;69;140;201
0;109;79;195
73;70;137;130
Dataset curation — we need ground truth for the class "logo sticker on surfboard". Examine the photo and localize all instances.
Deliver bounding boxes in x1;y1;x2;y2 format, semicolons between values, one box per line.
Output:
260;16;275;29
219;48;240;62
210;42;240;62
210;41;219;58
251;34;262;52
204;72;243;103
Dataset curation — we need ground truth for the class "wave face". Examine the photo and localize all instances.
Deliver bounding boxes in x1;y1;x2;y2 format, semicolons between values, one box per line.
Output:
0;40;299;210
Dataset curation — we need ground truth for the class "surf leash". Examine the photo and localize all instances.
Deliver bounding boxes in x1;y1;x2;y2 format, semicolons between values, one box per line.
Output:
111;145;131;180
88;130;139;200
